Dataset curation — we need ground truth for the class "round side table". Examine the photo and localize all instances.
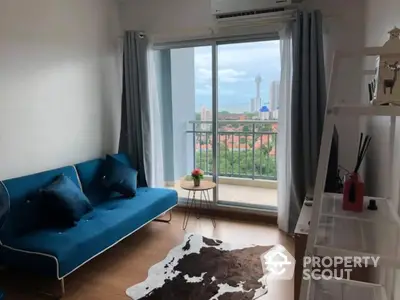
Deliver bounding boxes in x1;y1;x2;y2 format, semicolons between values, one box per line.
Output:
180;180;217;230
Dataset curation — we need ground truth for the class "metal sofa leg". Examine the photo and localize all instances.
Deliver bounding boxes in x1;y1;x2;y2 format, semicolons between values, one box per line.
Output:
154;210;172;223
60;278;65;298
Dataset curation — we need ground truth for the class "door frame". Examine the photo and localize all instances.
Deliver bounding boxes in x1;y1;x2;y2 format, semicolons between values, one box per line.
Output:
155;33;280;210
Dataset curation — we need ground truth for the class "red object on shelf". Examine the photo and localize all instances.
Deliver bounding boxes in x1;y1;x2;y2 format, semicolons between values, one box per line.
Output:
342;172;364;212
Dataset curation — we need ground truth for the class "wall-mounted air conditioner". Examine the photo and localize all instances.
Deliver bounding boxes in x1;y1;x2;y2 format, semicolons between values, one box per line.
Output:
211;0;298;23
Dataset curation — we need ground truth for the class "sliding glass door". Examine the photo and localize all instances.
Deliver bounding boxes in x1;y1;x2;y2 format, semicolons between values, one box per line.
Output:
157;35;280;210
215;40;280;209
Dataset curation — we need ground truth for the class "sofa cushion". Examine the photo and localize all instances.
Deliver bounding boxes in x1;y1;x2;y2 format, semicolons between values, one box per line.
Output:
4;187;178;278
111;153;133;168
102;155;138;198
0;166;82;243
74;158;110;206
41;175;93;227
111;153;147;188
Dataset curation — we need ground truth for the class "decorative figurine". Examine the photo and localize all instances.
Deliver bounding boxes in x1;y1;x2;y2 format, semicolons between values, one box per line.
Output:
371;27;400;105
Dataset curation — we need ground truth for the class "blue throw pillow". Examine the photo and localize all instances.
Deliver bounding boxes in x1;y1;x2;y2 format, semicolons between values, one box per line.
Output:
102;155;138;198
41;175;93;227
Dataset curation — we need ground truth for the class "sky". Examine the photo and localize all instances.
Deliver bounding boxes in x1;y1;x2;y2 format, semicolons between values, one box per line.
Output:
194;40;281;113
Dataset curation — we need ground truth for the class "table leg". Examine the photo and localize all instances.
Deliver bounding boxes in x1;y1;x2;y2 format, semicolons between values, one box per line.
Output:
183;190;190;226
183;190;196;230
197;190;203;219
205;190;216;228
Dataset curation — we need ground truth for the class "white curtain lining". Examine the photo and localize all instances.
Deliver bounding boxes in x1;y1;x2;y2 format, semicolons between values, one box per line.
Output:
277;24;293;233
144;48;165;188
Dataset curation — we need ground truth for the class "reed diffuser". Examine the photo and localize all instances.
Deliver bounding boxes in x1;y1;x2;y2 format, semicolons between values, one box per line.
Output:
342;133;372;212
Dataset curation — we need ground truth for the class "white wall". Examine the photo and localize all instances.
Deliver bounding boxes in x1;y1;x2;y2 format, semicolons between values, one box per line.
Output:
120;0;213;39
120;0;366;171
0;0;123;180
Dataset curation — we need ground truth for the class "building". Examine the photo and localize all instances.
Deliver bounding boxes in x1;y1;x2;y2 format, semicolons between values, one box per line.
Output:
201;106;212;130
249;98;256;112
270;81;280;111
269;81;280;120
259;104;270;120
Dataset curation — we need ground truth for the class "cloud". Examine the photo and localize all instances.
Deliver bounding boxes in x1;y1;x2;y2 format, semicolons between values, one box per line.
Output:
196;67;248;83
194;40;281;111
196;85;235;96
194;40;280;86
220;89;236;96
197;68;211;82
218;69;247;83
217;41;280;69
196;84;212;96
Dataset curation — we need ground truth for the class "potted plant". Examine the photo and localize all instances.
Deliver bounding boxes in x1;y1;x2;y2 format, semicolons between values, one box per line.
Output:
191;168;204;187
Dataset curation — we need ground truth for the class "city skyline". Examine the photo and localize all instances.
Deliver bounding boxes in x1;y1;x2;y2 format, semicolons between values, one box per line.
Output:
194;40;281;113
198;78;281;120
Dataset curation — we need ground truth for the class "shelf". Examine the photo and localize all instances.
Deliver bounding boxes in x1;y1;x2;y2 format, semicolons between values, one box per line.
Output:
313;193;400;267
331;104;400;117
321;193;399;224
308;278;387;300
300;45;400;300
338;47;400;58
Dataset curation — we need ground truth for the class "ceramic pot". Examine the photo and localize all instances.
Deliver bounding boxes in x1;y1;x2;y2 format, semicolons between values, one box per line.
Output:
193;178;200;187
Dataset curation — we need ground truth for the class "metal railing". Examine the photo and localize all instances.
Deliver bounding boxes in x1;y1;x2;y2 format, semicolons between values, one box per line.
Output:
187;120;277;180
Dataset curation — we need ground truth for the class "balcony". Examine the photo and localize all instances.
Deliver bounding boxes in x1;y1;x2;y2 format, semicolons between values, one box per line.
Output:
178;120;278;208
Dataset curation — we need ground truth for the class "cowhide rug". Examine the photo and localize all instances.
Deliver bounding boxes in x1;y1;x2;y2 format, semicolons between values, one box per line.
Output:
126;233;272;300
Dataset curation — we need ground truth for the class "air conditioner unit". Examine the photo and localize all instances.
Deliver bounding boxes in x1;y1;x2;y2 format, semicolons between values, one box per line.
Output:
211;0;297;22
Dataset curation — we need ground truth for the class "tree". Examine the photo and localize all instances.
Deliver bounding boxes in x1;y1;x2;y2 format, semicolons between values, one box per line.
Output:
219;110;230;115
195;147;277;179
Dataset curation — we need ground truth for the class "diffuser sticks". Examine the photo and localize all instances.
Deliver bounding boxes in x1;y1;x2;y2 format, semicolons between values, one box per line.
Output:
354;133;372;173
342;133;372;212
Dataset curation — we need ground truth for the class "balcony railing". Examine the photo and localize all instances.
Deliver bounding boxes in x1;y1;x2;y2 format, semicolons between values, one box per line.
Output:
187;120;277;180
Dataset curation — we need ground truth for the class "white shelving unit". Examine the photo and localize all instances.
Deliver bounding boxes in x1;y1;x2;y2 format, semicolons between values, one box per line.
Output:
299;47;400;300
308;278;388;300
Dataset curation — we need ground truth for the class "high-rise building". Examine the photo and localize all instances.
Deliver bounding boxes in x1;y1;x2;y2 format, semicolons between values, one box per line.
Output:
201;106;212;130
249;98;257;112
269;81;280;119
269;81;280;111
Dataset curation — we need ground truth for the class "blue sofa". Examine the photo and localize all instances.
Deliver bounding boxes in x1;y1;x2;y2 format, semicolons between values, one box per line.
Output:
0;154;177;294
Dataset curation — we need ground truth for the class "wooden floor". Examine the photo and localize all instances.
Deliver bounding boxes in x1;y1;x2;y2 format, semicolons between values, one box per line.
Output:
0;211;294;300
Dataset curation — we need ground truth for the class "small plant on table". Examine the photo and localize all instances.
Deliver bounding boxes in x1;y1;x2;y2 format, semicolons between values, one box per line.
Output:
191;168;204;187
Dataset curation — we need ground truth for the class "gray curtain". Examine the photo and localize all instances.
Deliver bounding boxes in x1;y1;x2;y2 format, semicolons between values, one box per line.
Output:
290;11;327;232
119;31;150;187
